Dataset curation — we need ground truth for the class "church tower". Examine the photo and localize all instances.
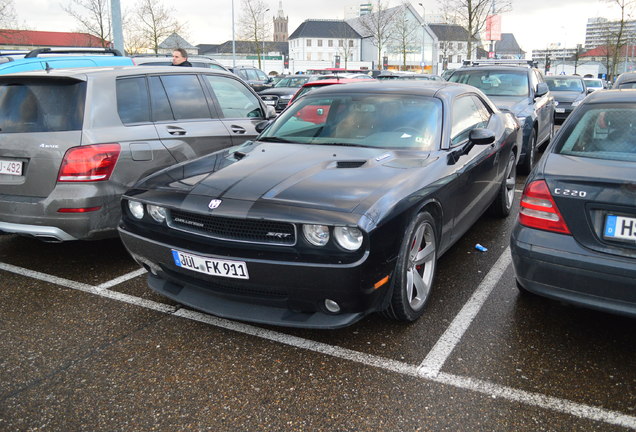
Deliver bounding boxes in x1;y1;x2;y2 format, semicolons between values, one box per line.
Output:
273;1;288;42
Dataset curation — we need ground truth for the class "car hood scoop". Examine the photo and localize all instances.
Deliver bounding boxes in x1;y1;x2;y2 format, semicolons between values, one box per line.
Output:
169;143;429;213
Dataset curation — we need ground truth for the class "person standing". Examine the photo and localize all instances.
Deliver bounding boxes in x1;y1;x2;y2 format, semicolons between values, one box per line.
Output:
172;48;192;67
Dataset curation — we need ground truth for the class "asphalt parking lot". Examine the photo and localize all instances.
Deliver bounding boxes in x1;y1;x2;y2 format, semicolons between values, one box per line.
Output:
1;170;635;431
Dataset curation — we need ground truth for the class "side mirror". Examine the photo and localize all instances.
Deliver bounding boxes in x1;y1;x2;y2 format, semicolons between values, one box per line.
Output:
535;82;549;97
255;120;272;133
265;105;277;119
586;88;595;94
469;128;495;145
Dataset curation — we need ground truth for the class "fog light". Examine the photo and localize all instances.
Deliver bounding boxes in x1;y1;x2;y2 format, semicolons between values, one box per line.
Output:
324;299;341;313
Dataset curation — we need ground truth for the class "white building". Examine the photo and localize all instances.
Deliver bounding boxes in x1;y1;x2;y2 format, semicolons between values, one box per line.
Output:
288;19;362;64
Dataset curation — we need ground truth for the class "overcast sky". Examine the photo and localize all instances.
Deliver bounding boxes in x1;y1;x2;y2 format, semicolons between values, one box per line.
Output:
13;0;626;54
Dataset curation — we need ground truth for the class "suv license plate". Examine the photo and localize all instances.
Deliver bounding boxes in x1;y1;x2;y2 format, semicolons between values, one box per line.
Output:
0;160;23;176
171;249;249;279
604;215;636;242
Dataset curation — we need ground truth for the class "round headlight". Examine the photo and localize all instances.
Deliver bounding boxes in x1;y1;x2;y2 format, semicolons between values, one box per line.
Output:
127;200;144;219
334;226;363;251
147;205;166;223
303;224;330;246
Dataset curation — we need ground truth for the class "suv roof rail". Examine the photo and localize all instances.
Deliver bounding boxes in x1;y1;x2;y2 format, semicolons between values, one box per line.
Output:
462;59;538;68
25;48;123;58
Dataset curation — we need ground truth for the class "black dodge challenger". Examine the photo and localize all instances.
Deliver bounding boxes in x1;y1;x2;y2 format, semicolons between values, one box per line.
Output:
118;81;521;329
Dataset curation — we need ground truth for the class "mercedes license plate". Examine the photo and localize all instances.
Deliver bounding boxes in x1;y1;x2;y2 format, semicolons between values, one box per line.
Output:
604;215;636;242
0;159;22;176
555;108;565;113
171;249;249;279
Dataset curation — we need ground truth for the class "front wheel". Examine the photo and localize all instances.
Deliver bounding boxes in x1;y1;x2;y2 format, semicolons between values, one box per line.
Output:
383;212;437;322
519;128;536;175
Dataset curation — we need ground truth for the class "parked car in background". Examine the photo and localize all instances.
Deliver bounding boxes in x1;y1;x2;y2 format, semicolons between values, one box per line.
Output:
258;75;312;112
447;60;554;174
545;75;590;123
131;54;228;71
376;71;444;81
229;66;274;92
0;66;275;241
0;48;132;74
612;72;636;89
584;77;607;92
511;89;636;318
118;81;521;329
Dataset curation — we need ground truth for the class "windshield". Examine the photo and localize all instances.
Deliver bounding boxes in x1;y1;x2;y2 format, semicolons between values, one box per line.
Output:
584;79;602;88
546;78;584;92
275;76;309;88
557;106;636;161
448;70;529;97
260;93;442;150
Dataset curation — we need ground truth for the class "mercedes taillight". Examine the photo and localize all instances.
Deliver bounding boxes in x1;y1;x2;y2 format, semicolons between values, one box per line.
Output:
58;144;121;182
519;180;571;234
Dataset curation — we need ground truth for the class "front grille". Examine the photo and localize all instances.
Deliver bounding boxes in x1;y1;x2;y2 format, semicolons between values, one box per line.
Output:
168;209;296;246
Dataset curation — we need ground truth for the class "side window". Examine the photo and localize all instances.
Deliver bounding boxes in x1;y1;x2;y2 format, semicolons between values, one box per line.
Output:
116;77;151;124
204;75;263;119
158;74;211;120
471;95;492;124
255;70;268;81
148;76;174;122
451;95;489;146
246;69;259;81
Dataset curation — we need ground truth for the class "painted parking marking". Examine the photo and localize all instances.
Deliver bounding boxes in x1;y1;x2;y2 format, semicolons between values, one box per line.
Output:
419;248;512;377
1;261;635;428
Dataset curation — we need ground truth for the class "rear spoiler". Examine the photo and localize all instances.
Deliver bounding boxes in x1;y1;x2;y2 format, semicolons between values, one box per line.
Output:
25;48;123;58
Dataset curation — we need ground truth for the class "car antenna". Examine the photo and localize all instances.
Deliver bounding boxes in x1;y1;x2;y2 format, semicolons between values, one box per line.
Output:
45;62;52;73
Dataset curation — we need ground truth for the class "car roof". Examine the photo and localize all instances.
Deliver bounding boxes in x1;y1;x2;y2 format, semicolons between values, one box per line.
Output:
0;65;237;79
301;78;375;87
582;88;636;104
546;75;583;79
300;80;474;99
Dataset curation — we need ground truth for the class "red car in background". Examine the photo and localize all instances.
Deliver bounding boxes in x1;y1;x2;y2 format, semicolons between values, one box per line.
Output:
289;77;376;123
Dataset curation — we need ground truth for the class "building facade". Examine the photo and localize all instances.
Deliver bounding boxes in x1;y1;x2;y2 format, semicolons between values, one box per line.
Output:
288;20;362;64
585;17;636;49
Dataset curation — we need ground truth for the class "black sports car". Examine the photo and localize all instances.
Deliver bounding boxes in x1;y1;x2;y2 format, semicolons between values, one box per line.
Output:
511;89;636;317
119;81;521;329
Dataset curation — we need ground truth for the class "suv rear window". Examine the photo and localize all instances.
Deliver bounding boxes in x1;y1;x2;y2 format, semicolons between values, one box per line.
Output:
0;79;86;133
557;106;636;161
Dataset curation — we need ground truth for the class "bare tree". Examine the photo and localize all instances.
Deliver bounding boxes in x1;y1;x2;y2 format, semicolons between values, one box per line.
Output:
0;0;17;29
388;3;420;71
238;0;271;69
604;0;635;79
133;0;184;54
439;0;512;61
62;0;111;47
358;0;398;69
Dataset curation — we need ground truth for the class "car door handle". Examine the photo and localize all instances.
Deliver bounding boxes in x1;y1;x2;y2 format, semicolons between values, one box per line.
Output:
231;125;246;134
166;126;186;136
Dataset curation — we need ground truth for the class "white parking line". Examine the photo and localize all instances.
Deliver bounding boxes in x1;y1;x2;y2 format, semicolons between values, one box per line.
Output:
418;248;512;377
1;261;635;428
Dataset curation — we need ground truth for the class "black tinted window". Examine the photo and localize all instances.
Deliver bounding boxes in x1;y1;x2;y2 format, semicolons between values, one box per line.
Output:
116;77;151;124
159;75;211;120
0;79;85;133
148;76;174;121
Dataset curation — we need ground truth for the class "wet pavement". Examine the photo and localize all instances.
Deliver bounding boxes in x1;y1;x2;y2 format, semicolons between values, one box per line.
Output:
1;171;635;431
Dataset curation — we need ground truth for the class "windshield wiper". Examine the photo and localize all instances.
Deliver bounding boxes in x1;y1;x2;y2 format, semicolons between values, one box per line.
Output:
319;142;369;148
259;136;296;143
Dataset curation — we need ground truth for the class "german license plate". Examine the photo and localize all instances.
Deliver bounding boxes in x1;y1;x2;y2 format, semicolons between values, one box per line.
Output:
0;159;22;176
604;215;636;242
264;99;276;105
555;108;565;113
171;249;249;279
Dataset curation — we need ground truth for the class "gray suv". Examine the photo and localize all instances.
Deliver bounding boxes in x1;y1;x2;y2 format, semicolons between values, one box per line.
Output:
447;60;555;173
0;66;275;241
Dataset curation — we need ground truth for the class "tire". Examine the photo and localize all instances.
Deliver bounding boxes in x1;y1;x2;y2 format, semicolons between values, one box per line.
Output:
489;151;517;218
383;212;437;322
519;128;536;175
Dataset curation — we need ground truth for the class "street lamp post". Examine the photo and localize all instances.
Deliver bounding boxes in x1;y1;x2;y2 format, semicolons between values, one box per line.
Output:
231;0;236;69
418;2;426;73
261;8;270;69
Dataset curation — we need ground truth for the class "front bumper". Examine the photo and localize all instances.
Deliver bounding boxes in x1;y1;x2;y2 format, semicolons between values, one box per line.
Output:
119;226;396;329
510;224;636;318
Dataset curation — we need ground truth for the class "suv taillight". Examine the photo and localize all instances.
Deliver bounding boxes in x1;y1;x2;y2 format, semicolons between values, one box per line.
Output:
519;180;571;234
58;144;121;182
